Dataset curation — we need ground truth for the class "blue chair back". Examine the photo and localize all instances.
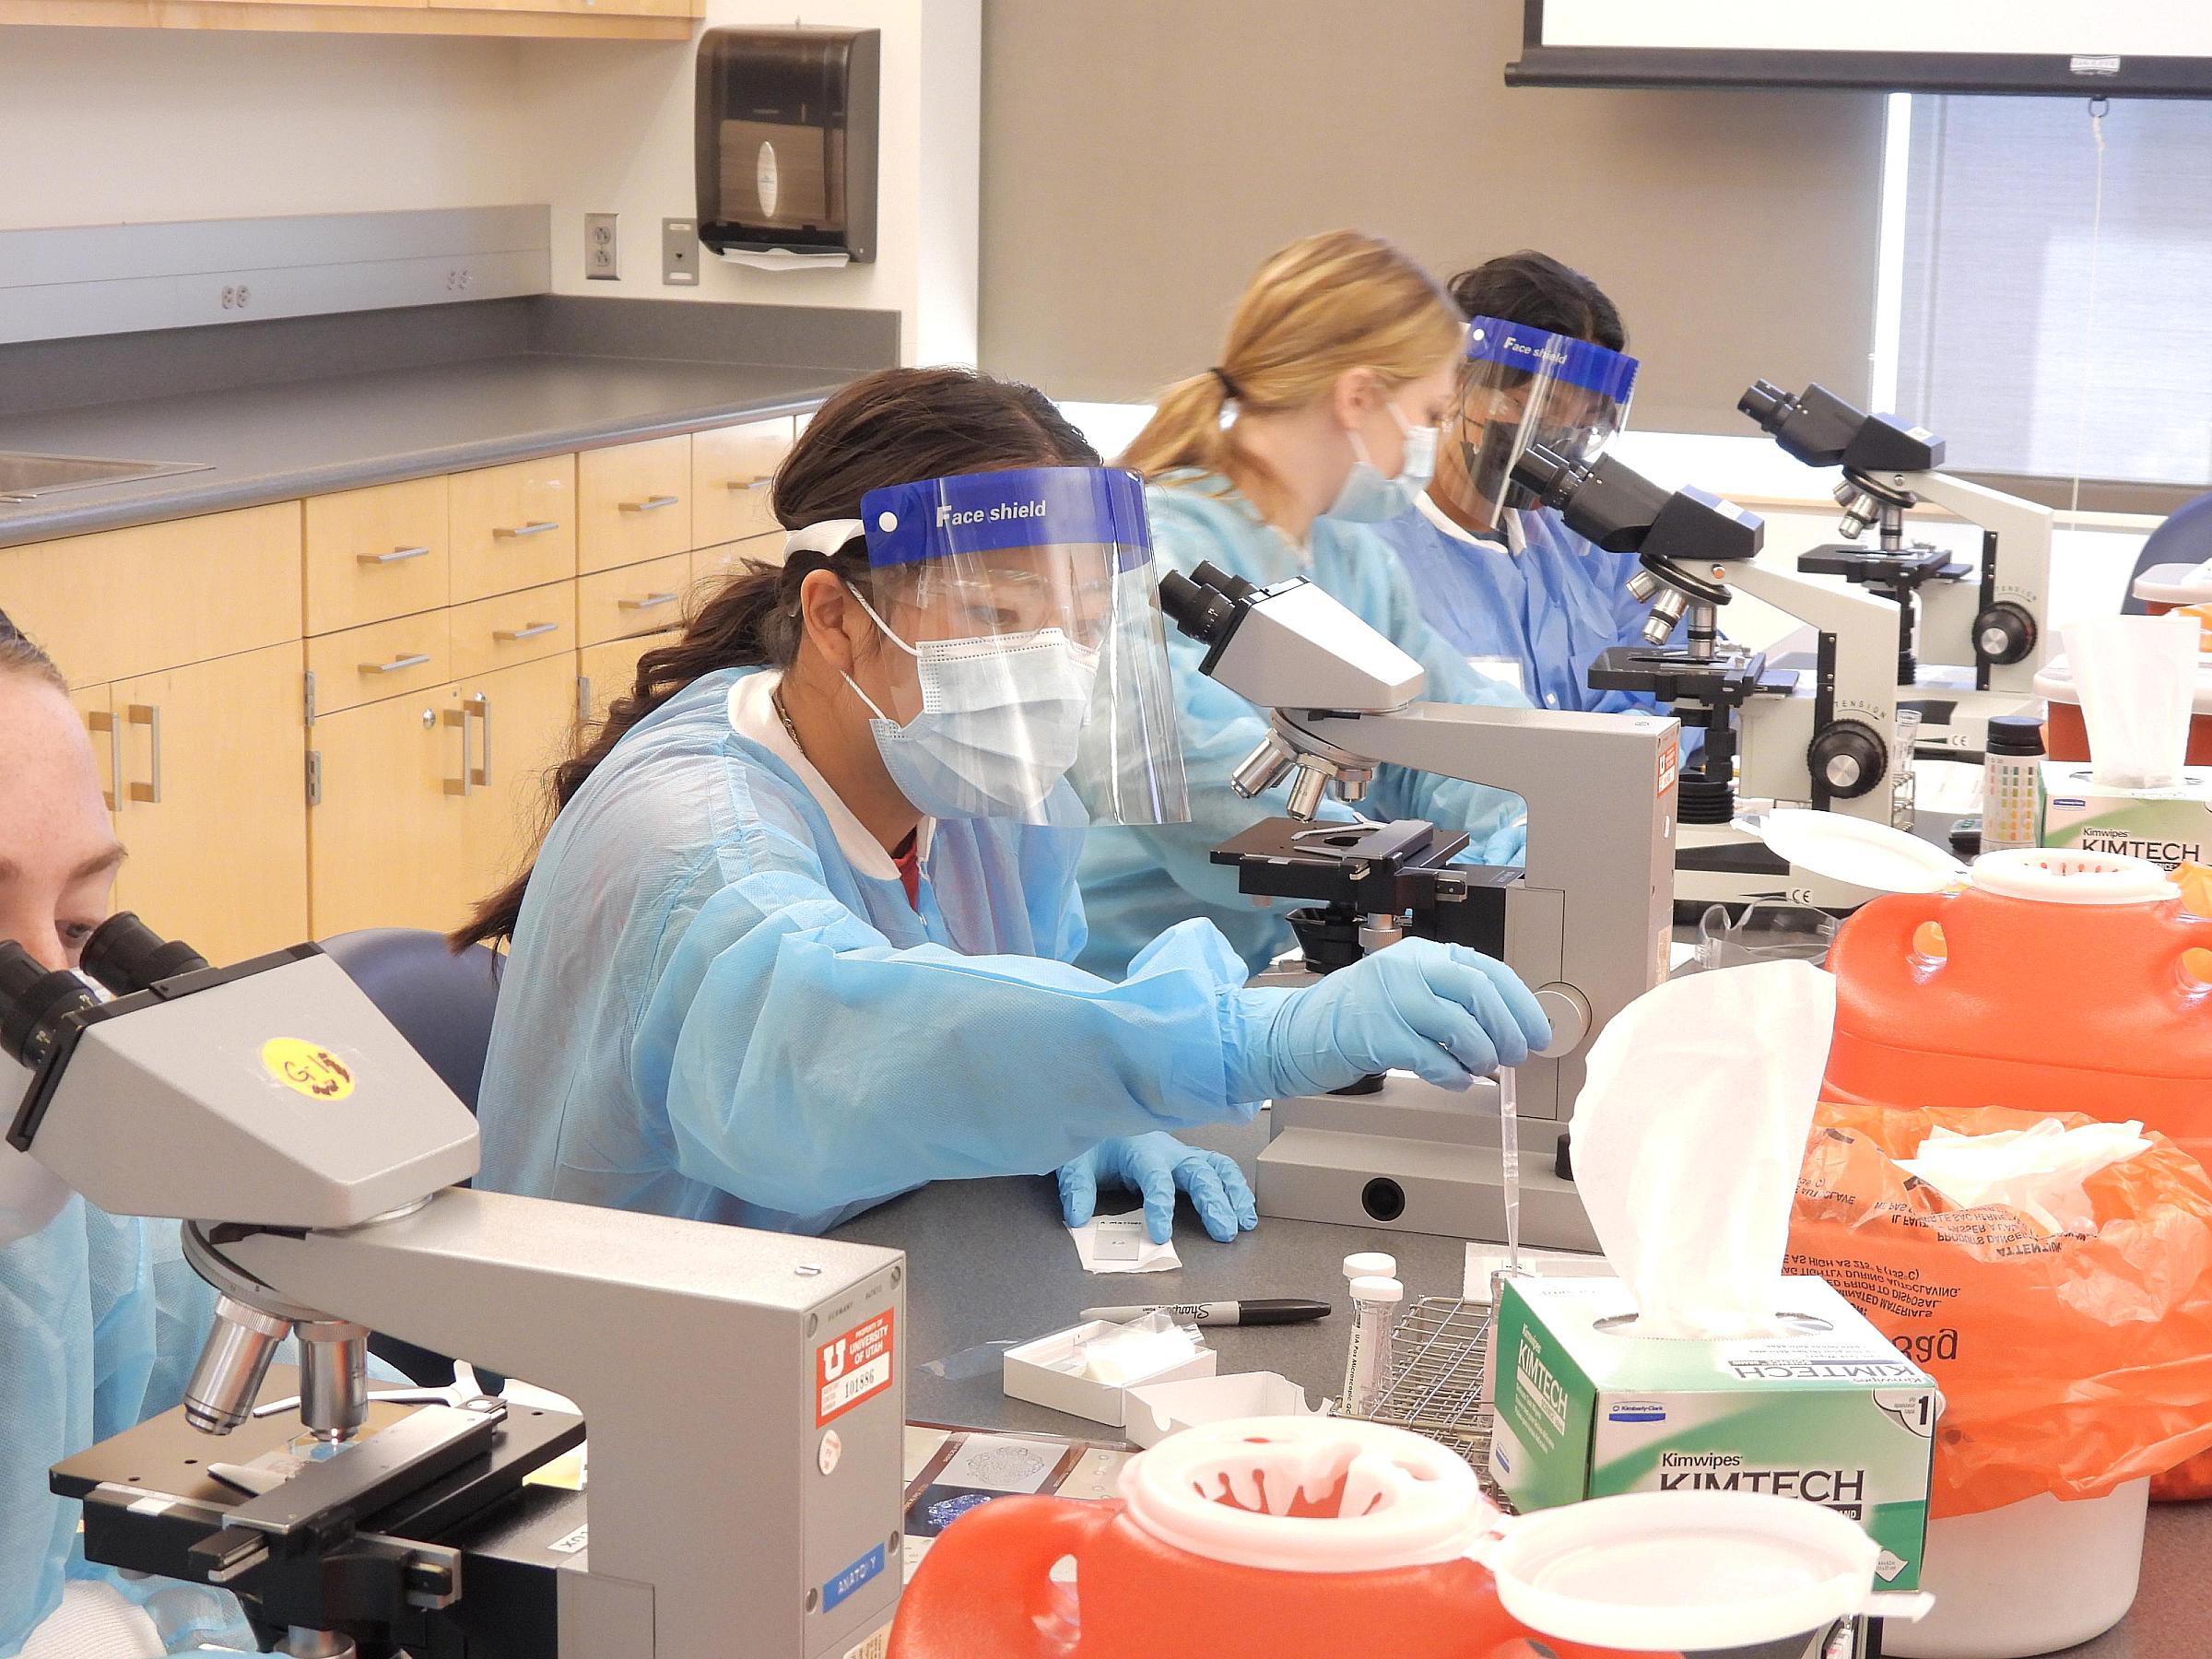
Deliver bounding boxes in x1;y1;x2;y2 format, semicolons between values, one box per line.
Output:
320;928;503;1110
2123;489;2212;615
320;927;505;1389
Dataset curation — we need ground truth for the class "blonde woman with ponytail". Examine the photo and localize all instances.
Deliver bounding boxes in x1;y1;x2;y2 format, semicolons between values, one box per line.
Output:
1077;229;1535;980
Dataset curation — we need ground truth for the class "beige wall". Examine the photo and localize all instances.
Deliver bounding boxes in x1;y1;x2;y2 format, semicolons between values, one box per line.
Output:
0;30;537;226
978;0;1888;434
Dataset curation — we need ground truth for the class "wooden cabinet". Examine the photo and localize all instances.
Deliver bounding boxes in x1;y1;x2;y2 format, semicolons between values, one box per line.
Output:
12;409;820;954
303;477;450;635
0;505;300;688
578;435;691;574
579;631;677;726
308;685;471;938
448;579;576;680
93;643;311;963
451;456;576;605
579;554;689;646
690;418;794;548
306;611;452;715
0;0;700;41
456;652;581;907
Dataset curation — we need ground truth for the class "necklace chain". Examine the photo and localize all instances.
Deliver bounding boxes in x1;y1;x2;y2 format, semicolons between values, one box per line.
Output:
770;685;809;762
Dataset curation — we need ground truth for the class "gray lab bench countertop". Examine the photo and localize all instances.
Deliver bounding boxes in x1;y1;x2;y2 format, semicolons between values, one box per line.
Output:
0;354;847;550
834;1117;2212;1659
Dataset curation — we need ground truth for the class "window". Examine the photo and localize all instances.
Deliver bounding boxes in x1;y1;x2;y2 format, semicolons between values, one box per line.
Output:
1888;93;2212;490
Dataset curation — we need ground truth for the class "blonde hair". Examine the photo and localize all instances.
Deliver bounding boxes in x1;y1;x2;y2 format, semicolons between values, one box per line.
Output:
1122;229;1463;503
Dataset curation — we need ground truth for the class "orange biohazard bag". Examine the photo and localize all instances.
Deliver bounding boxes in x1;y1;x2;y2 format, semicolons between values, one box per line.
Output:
1788;1100;2212;1518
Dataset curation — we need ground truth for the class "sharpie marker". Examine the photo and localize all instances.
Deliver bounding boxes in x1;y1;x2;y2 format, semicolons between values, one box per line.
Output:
1079;1299;1331;1327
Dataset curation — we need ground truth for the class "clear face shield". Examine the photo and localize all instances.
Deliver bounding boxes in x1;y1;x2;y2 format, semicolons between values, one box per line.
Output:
1434;316;1639;535
806;465;1190;827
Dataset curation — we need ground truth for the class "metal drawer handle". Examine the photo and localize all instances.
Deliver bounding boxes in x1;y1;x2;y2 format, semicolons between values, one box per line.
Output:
493;520;561;540
493;621;561;641
724;477;772;492
441;693;490;795
357;545;430;567
126;704;162;805
618;592;679;611
618;495;680;513
360;653;432;676
87;709;121;811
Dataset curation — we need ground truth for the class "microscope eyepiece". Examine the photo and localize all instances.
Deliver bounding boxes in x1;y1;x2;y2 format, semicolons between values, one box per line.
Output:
1509;442;1580;508
0;942;100;1071
1737;379;1793;431
78;912;208;995
1159;571;1236;645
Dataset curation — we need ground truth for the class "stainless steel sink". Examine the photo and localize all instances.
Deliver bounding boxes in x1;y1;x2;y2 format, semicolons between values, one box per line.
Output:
0;452;211;502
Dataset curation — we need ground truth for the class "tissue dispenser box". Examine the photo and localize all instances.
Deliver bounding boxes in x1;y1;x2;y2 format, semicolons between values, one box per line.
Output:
1489;1274;1936;1590
2041;762;2212;872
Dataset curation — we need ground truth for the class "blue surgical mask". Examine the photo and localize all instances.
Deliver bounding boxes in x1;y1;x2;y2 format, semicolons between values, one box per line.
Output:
1325;400;1439;524
841;585;1100;819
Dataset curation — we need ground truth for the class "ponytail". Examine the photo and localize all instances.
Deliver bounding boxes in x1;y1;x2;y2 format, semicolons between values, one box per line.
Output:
1122;229;1463;510
449;364;1100;951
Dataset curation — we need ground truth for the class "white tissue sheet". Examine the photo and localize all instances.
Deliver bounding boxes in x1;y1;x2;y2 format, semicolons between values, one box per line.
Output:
1899;1118;2152;1234
2066;614;2200;790
1571;960;1839;1340
1068;1211;1181;1274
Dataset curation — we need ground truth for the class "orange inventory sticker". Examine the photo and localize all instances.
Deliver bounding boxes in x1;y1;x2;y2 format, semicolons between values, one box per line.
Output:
818;1310;896;1426
260;1039;355;1101
1656;733;1681;799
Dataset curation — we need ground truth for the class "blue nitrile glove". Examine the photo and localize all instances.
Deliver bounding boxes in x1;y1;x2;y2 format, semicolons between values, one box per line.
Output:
1058;1133;1259;1245
1223;938;1551;1101
1453;815;1527;868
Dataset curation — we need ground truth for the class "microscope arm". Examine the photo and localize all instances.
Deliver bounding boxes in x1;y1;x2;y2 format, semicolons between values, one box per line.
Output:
218;1189;904;1659
1287;700;1677;1119
1730;562;1901;725
1896;471;2053;689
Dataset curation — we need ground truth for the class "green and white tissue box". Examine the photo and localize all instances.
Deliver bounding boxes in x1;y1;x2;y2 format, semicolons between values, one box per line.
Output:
2041;762;2212;872
1488;1273;1936;1591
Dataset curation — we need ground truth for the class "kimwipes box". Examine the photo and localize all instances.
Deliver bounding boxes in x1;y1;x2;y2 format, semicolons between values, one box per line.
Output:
2041;761;2212;873
1488;1273;1937;1590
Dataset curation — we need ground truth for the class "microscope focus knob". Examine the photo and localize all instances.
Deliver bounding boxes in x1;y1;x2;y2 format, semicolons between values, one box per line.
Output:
1807;720;1888;800
1973;601;2037;667
1532;983;1591;1059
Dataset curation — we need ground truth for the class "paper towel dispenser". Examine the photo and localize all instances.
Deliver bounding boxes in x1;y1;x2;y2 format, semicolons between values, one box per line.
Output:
695;25;880;267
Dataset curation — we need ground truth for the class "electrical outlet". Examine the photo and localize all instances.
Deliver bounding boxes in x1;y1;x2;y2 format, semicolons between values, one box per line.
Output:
584;213;618;281
662;218;700;287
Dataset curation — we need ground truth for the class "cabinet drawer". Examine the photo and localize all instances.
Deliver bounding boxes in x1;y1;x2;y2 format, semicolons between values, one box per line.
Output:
306;612;451;716
450;455;577;604
304;477;451;635
580;630;678;726
0;503;300;687
449;580;577;679
693;533;784;592
577;435;692;574
690;418;794;547
579;554;690;646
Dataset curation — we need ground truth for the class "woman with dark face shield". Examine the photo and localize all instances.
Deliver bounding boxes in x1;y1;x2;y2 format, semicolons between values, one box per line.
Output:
1371;253;1693;735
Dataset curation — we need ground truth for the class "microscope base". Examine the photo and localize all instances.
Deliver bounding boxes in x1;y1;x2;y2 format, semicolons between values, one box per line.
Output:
1898;670;2041;759
1675;821;1889;913
1256;1077;1598;1251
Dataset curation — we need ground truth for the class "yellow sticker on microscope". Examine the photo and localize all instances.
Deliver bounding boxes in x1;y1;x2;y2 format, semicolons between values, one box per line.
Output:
261;1039;356;1101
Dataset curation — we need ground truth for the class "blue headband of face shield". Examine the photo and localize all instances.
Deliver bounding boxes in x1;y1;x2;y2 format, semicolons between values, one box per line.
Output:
1464;316;1640;405
855;465;1156;572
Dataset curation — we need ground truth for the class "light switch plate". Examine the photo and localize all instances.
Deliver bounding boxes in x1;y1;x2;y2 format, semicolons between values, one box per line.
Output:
584;213;618;281
662;218;699;286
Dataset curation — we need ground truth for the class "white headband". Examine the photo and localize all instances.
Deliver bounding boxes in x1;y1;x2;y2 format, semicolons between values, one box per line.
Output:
783;518;866;561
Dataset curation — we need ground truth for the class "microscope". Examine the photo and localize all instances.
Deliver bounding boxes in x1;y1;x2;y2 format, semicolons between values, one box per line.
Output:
3;917;905;1659
1510;445;1913;912
1740;379;2053;758
1159;565;1677;1250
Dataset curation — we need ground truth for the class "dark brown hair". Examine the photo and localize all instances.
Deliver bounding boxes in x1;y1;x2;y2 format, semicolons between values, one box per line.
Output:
0;609;65;690
1447;251;1626;353
451;366;1099;948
